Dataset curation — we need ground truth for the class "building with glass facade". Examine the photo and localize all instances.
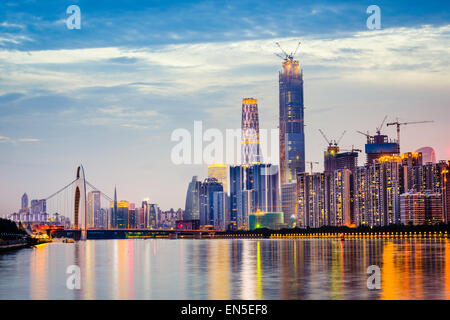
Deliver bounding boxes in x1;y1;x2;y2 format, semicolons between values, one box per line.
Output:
279;57;305;184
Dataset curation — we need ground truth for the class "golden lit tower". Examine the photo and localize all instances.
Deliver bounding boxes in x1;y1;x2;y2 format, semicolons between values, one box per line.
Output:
241;98;262;165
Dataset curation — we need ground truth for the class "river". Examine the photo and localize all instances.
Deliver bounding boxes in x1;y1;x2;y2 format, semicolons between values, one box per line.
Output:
0;238;449;299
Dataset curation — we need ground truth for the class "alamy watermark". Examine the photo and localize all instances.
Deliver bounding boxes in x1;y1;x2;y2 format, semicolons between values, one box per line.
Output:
170;121;279;174
66;5;81;30
366;5;381;30
66;265;81;290
366;265;381;290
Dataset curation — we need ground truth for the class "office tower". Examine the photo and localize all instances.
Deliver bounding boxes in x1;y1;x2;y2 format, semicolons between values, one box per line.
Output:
87;190;101;229
354;156;401;226
208;163;228;193
279;55;305;184
94;208;107;229
415;146;436;164
184;176;201;221
336;152;359;173
149;204;159;227
238;189;256;229
329;169;352;226
114;201;129;229
229;165;244;228
281;183;298;227
30;199;46;221
400;191;444;225
142;199;150;228
21;193;28;212
324;145;339;173
199;178;223;227
297;172;330;228
364;133;399;164
112;186;118;228
128;208;137;229
213;191;229;230
241;98;262;165
251;163;280;213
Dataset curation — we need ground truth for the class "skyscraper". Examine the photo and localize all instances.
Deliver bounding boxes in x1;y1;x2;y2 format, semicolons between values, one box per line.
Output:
87;190;101;229
199;177;223;227
279;55;305;184
241;98;262;165
21;193;28;212
208;163;228;193
184;176;201;221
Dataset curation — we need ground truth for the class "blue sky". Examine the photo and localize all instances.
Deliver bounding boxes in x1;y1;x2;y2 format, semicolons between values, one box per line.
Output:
1;0;450;214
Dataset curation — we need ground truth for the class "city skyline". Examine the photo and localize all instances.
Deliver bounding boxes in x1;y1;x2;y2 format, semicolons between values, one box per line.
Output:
1;1;450;214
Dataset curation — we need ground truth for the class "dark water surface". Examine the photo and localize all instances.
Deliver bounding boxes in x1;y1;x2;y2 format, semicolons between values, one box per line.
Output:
1;238;449;299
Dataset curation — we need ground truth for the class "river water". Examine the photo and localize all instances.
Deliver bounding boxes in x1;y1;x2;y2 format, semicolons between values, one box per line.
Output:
0;238;449;300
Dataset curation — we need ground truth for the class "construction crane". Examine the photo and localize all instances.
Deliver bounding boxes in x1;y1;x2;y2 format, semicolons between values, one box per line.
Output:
376;115;388;135
386;119;434;154
274;41;301;60
318;129;346;147
306;161;319;174
356;130;372;144
340;145;362;153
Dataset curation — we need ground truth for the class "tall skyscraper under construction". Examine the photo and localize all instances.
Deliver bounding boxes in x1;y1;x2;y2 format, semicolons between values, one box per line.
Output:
278;44;305;184
241;98;262;165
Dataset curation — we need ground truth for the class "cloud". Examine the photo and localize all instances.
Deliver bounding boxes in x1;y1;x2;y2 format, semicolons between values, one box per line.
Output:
0;136;40;144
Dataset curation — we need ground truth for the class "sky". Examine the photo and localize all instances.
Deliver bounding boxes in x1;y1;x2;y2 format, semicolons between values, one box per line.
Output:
1;0;450;214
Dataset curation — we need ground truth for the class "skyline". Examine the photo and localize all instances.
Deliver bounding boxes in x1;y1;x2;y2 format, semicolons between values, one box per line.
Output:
1;1;450;214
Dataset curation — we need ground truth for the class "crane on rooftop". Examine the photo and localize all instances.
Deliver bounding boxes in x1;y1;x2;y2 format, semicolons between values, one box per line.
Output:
386;119;434;154
274;41;301;61
319;129;346;147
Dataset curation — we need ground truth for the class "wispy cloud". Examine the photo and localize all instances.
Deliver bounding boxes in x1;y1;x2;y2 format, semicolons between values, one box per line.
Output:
0;136;40;143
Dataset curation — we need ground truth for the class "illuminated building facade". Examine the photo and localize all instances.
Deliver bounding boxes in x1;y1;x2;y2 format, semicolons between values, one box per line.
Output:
208;163;228;193
213;191;229;230
249;211;284;230
354;156;401;226
241;98;262;165
364;133;399;165
199;178;223;227
229;165;243;228
329;169;352;226
184;176;201;221
297;172;330;228
111;201;129;229
400;191;443;225
280;183;298;227
87;190;101;229
279;57;305;184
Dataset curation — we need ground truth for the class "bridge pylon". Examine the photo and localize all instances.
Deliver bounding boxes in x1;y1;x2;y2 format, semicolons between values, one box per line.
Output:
74;165;88;240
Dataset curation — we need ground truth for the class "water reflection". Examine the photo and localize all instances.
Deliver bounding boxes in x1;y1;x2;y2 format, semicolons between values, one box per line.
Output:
0;238;449;299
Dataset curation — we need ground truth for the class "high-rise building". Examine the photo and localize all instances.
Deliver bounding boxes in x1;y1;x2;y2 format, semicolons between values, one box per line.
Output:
229;165;244;229
184;176;201;221
336;152;359;173
149;204;159;227
354;156;402;226
199;178;223;227
115;201;129;229
279;56;305;184
400;191;443;225
364;133;399;165
87;190;101;229
297;172;330;228
21;193;28;212
30;199;46;221
281;183;297;227
213;191;229;231
415;147;436;164
329;169;352;226
208;163;228;193
241;98;262;165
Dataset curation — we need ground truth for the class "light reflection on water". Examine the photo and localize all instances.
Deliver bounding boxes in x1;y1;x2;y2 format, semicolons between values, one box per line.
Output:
0;238;449;300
